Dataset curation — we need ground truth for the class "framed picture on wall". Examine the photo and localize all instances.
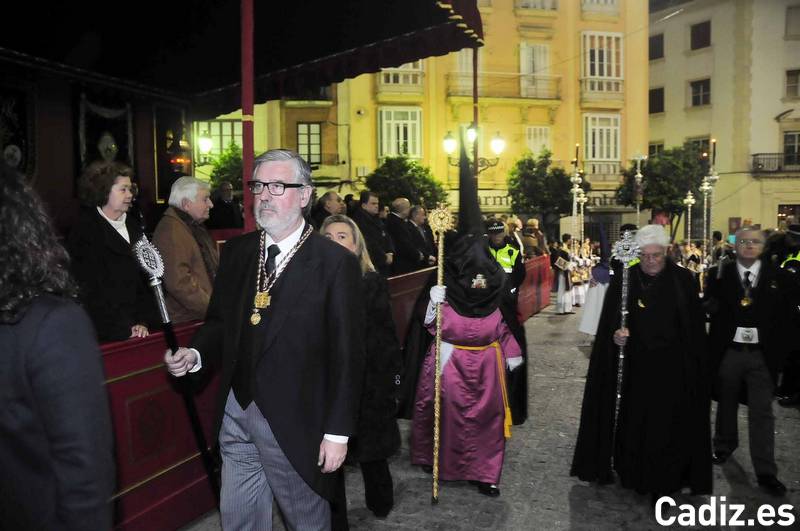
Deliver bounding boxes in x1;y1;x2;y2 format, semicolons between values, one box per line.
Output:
75;89;134;183
0;82;36;179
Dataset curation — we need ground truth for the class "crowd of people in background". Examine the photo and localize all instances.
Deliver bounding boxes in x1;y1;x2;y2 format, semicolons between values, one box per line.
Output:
3;150;800;530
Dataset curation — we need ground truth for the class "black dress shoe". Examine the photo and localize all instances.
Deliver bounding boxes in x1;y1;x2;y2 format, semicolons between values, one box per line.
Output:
757;475;787;496
712;451;730;465
475;482;500;497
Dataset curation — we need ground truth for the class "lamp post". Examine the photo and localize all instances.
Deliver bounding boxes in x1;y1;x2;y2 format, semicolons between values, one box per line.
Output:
578;190;588;246
699;177;713;263
442;127;505;175
197;131;213;165
571;144;583;255
633;154;646;227
683;191;696;242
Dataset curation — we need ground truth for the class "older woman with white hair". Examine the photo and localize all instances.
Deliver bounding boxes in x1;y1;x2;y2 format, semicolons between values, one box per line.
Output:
571;224;712;503
152;176;219;323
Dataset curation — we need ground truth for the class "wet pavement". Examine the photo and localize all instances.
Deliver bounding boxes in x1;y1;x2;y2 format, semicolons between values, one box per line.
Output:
183;298;800;530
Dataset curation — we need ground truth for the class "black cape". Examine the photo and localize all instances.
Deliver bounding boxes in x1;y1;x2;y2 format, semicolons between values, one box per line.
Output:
570;260;711;495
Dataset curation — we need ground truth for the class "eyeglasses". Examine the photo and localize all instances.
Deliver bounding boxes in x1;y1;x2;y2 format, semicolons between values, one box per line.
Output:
737;238;764;246
246;180;305;196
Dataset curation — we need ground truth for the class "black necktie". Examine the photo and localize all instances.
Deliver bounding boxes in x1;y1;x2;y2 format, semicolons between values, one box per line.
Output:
743;270;751;290
266;244;280;276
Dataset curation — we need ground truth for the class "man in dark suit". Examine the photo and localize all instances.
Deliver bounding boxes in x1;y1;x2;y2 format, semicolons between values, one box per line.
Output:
165;149;364;529
705;226;789;496
386;197;424;274
351;190;394;276
206;181;243;229
408;204;436;268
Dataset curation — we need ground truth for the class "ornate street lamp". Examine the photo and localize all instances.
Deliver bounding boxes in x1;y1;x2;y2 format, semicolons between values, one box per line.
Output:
442;127;505;174
577;189;588;245
197;131;213;165
683;191;696;242
571;144;583;255
633;154;646;227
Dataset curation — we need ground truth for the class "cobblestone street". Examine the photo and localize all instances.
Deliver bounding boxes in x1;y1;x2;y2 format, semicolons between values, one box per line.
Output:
184;300;800;530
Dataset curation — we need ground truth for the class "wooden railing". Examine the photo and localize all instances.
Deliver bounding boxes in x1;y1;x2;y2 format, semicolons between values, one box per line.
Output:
103;250;552;530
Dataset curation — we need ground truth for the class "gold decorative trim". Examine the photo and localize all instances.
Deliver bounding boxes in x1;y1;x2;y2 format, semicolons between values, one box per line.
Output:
112;452;203;500
105;363;166;385
242;115;254;122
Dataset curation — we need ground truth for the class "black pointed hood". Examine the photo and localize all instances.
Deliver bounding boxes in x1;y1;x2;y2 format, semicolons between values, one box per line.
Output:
443;135;505;318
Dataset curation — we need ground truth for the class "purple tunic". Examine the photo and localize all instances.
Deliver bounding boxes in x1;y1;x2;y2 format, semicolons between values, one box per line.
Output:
410;303;522;484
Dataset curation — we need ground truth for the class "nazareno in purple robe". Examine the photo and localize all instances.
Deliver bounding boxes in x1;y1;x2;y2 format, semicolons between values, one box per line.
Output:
410;303;522;484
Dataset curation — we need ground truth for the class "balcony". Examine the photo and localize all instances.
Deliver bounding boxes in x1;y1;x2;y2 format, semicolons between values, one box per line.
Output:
584;160;621;188
582;0;618;15
516;0;558;10
751;153;800;174
282;85;332;101
376;67;424;94
447;72;561;100
580;77;624;104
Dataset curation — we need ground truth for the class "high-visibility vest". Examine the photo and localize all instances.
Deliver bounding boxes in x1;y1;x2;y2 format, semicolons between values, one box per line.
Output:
782;250;800;269
489;244;520;273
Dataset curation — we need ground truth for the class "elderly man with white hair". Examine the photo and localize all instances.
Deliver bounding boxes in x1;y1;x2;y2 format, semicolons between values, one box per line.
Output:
152;176;219;323
571;224;711;503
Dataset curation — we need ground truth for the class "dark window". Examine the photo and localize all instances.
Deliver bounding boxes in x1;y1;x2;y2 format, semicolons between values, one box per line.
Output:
687;137;710;155
787;69;800;98
690;79;711;106
690;21;711;50
649;87;665;114
785;131;800;166
648;143;664;157
297;123;321;165
649;34;664;60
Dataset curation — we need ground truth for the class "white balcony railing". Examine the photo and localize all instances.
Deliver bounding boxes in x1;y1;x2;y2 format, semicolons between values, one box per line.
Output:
516;0;558;9
580;77;624;99
581;0;618;15
377;68;424;93
447;72;561;99
584;160;621;182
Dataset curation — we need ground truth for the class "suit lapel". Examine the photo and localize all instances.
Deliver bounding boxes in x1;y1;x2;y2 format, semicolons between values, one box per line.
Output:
233;234;261;357
251;234;320;364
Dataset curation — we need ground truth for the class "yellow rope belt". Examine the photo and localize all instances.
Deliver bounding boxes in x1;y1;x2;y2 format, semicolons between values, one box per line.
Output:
452;341;512;439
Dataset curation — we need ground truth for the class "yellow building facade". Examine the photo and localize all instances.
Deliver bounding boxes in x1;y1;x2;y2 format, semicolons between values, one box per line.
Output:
195;0;648;233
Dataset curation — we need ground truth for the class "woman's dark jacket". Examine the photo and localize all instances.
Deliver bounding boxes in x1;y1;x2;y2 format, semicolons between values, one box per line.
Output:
348;271;402;462
67;207;157;342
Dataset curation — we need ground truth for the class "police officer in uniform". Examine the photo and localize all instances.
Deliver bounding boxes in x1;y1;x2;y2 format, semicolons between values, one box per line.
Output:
705;226;789;496
487;218;526;298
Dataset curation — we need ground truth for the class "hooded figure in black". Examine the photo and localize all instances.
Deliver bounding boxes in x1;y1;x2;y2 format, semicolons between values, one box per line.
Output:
408;139;527;498
570;225;711;500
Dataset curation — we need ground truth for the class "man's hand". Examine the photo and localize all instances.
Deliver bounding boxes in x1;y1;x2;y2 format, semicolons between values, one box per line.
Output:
165;347;198;377
427;255;436;265
385;252;394;266
318;439;347;473
130;324;149;338
613;327;630;347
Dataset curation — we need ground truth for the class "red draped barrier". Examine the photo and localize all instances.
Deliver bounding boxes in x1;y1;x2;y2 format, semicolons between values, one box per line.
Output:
517;255;553;322
102;259;551;529
102;322;219;531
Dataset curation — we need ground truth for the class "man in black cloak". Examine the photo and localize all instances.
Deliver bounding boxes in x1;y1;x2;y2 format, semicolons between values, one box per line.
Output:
570;224;712;500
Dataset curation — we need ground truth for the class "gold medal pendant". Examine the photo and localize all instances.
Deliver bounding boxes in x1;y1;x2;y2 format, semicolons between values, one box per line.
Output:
638;298;646;308
254;290;270;309
250;310;261;326
740;297;752;307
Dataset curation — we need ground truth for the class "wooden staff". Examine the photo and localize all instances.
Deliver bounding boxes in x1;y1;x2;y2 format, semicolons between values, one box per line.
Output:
427;204;452;504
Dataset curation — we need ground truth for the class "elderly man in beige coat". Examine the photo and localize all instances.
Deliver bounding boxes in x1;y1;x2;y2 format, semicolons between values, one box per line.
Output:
153;176;219;323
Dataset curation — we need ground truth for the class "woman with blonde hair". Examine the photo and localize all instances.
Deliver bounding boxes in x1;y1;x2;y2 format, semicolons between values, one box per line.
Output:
320;214;402;527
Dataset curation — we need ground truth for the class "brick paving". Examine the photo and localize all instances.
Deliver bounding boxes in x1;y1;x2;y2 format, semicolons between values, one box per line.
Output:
183;299;800;530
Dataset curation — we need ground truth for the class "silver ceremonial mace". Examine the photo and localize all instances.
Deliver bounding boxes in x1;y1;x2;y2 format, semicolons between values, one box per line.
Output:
610;230;640;465
133;236;220;503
